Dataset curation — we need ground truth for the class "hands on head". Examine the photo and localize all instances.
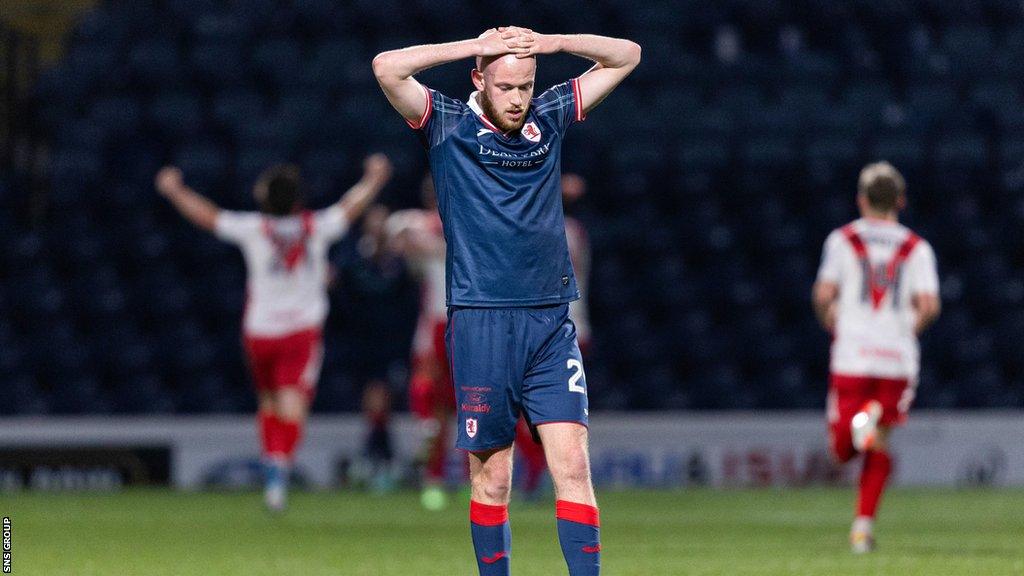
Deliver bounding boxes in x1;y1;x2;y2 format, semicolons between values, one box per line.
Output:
479;26;556;59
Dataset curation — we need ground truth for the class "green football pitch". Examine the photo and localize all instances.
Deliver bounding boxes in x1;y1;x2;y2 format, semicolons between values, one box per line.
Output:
4;488;1023;575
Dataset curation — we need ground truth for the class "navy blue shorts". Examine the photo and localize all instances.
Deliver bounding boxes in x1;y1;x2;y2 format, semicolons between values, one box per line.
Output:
446;304;589;451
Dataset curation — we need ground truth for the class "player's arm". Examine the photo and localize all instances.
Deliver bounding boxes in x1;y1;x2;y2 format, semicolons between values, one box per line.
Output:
386;211;445;258
912;293;941;335
372;29;530;125
335;154;393;222
909;241;941;335
155;167;220;232
515;31;641;115
812;281;839;333
813;231;845;333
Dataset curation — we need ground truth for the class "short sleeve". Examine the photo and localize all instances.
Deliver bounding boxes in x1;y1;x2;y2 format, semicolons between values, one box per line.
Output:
906;240;940;296
214;211;261;244
533;78;585;136
407;85;468;148
816;230;845;284
314;205;350;243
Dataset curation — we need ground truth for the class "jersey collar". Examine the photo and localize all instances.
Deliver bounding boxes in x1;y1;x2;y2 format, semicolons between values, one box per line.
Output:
469;91;513;137
859;216;900;226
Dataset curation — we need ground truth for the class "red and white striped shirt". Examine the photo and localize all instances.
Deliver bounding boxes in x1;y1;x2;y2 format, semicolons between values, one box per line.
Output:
817;218;939;379
215;206;349;337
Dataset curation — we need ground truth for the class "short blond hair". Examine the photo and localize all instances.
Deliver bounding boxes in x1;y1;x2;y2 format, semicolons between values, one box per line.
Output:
858;161;906;212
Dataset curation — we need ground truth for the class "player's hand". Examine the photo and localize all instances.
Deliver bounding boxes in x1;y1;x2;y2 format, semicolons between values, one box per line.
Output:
154;167;183;197
363;153;393;185
478;27;531;57
502;29;561;58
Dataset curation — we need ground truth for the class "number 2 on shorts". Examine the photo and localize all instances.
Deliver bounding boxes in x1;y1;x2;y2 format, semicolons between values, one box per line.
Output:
567;359;586;395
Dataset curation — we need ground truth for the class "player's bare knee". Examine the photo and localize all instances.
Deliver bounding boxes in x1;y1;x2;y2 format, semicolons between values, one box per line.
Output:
470;449;513;502
472;471;512;502
480;480;512;503
276;389;308;422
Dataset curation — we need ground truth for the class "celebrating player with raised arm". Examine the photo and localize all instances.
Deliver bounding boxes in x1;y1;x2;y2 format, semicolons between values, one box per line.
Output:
812;162;941;553
155;154;392;512
373;27;639;576
386;175;456;510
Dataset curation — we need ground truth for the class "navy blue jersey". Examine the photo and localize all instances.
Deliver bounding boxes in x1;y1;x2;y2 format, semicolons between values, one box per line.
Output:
408;79;585;307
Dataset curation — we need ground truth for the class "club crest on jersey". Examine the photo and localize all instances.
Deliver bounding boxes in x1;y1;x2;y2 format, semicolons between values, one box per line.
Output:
466;418;478;438
521;122;541;142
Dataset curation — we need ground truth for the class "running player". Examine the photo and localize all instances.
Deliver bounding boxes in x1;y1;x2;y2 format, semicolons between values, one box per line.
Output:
374;27;640;576
386;174;454;510
812;161;941;553
514;173;592;500
155;154;392;512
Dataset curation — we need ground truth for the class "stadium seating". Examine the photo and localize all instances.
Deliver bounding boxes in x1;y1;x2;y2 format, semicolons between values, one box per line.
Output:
2;0;1023;413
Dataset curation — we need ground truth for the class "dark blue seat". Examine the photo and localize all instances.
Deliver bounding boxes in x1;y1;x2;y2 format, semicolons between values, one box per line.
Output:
49;375;109;415
90;96;142;137
175;143;230;192
969;82;1020;116
66;44;120;93
177;373;231;413
741;138;799;171
278;91;329;131
49;150;104;206
53;118;108;149
903;85;959;130
112;374;176;413
942;26;995;78
212;90;266;131
744;105;805;137
0;375;47;415
148;93;205;139
934;133;988;169
235;115;302;152
314;373;360;412
871;137;924;173
251;39;304;87
190;10;258;44
781;52;841;92
129;40;182;87
303;40;364;91
955;366;1003;407
235;148;289;193
190;43;250;88
689;365;747;409
842;81;893;115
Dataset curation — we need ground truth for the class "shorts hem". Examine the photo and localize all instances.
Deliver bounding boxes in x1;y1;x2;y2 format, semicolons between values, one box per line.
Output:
457;440;515;453
531;419;589;428
447;295;580;308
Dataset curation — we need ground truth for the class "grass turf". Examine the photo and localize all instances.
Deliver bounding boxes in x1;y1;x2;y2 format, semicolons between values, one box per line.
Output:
3;488;1023;575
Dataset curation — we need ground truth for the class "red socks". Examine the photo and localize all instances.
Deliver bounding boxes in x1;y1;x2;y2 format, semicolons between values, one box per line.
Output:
555;500;601;576
258;411;275;457
275;419;301;460
259;412;304;462
857;450;892;518
829;420;856;464
470;501;512;575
